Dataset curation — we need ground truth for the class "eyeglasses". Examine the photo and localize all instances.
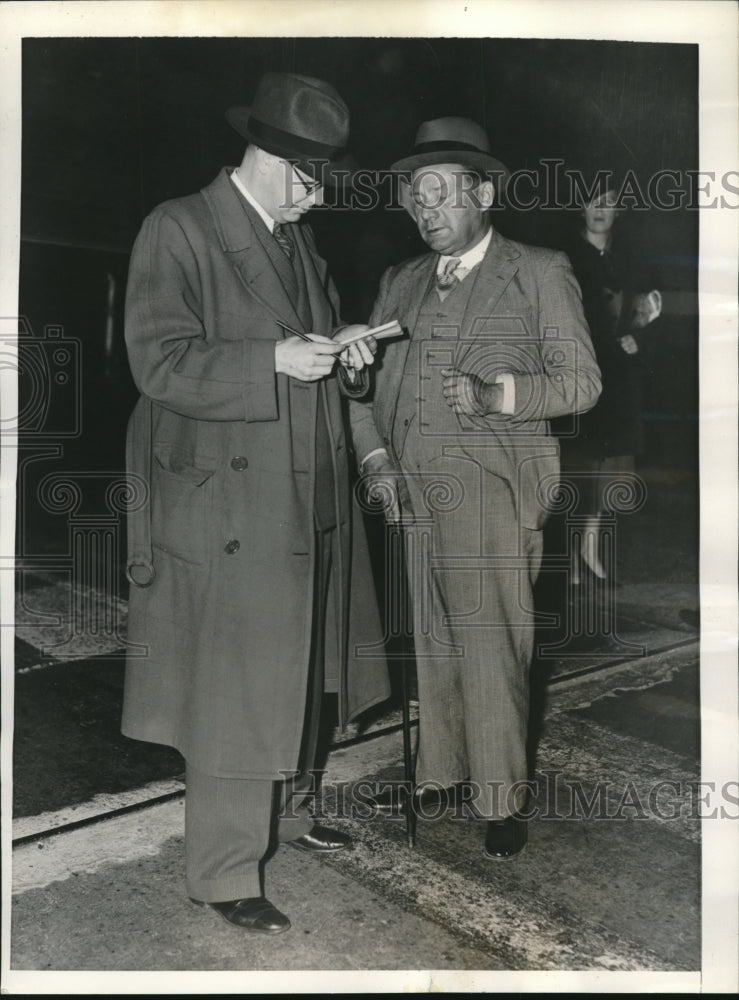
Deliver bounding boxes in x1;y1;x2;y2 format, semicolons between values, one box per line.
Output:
410;169;486;210
291;164;323;198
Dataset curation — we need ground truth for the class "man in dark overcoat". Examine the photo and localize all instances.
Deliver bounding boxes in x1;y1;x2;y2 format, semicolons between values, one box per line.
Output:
350;118;601;859
122;73;389;933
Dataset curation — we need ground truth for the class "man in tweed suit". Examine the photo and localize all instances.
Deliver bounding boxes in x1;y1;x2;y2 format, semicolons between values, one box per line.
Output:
349;118;601;858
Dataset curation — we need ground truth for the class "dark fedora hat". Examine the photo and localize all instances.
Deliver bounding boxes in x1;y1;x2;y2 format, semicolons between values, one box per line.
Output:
391;116;509;180
226;72;354;187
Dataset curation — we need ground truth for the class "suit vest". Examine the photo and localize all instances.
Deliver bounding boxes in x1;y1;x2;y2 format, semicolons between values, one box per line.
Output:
392;268;479;460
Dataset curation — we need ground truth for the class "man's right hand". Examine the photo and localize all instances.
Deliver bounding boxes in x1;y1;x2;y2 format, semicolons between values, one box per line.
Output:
362;451;411;523
275;335;343;381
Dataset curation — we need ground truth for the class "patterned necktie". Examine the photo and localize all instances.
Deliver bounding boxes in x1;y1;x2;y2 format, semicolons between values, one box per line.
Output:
435;257;462;300
273;222;295;261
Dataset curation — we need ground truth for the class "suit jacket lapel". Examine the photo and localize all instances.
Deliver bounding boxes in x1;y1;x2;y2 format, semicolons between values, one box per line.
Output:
387;255;436;380
293;225;331;334
377;257;436;434
404;256;437;340
201;168;304;332
245;206;299;303
456;229;522;365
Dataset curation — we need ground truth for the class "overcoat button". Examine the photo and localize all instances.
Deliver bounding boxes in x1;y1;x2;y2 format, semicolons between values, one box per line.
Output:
225;539;240;554
231;456;248;471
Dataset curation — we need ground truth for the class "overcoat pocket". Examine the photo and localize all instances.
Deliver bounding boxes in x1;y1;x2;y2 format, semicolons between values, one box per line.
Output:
151;446;217;564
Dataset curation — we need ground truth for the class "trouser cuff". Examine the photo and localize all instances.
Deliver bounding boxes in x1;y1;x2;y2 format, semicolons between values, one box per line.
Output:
277;806;315;843
187;866;262;903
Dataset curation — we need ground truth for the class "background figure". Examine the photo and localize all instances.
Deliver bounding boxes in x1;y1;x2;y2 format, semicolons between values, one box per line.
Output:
560;184;662;592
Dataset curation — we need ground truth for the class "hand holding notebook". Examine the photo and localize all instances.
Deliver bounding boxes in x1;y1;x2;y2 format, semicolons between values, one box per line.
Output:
333;320;404;346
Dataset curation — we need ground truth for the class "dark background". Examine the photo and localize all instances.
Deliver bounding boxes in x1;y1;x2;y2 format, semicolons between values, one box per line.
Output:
17;36;699;557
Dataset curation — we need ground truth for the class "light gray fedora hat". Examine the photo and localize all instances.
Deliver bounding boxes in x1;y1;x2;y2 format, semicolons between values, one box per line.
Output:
390;116;509;179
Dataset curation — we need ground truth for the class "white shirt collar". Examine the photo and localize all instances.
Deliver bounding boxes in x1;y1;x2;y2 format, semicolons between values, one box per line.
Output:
230;169;276;233
437;226;492;277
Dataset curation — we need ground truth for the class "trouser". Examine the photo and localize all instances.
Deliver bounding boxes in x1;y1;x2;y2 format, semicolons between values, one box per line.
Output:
185;528;333;902
399;443;543;819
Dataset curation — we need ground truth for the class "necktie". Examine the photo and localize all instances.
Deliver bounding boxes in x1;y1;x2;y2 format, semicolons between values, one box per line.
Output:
273;222;295;261
436;257;462;300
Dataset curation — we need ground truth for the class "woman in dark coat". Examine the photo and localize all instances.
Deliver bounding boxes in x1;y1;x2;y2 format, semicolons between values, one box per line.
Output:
562;185;662;583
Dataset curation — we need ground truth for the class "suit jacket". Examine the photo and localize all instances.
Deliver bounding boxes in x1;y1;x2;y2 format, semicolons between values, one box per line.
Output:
349;228;602;529
122;167;389;778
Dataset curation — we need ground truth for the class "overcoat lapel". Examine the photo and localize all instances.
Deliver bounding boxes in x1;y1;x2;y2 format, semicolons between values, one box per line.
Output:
201;168;305;333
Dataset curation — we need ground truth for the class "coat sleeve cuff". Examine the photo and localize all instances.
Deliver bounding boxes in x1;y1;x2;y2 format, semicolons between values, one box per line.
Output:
494;372;516;414
510;373;542;420
337;365;369;398
242;339;279;422
359;447;390;473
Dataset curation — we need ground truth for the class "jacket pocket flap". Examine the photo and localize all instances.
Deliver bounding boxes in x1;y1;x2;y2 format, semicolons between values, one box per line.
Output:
154;447;217;486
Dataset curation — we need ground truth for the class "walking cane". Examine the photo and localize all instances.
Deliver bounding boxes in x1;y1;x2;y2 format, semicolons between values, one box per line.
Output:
395;520;417;849
399;650;416;848
381;481;417;847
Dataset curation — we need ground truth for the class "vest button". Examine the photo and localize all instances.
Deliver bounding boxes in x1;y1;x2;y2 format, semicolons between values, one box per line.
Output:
224;539;240;554
231;456;248;471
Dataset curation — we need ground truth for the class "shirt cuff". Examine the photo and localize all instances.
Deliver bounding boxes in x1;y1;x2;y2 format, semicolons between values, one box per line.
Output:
494;372;515;415
359;447;390;473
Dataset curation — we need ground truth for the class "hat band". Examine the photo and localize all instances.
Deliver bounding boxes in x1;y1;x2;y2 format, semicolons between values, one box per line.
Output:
412;139;487;156
248;117;344;161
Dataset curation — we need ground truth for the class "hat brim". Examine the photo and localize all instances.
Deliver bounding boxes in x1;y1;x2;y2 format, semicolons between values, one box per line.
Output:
390;150;509;184
226;105;354;188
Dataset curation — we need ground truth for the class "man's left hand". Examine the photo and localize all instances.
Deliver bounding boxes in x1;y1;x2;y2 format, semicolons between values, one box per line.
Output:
333;325;378;372
441;367;502;417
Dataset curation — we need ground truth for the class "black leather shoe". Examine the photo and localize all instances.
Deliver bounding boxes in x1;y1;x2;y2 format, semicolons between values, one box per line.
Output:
484;815;528;860
190;896;290;933
370;783;452;817
288;824;352;853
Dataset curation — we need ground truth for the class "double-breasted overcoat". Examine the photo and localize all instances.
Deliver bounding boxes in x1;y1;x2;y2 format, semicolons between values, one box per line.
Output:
122;168;389;779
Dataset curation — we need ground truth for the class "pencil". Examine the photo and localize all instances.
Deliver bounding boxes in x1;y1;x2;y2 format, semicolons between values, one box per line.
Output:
275;319;352;369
